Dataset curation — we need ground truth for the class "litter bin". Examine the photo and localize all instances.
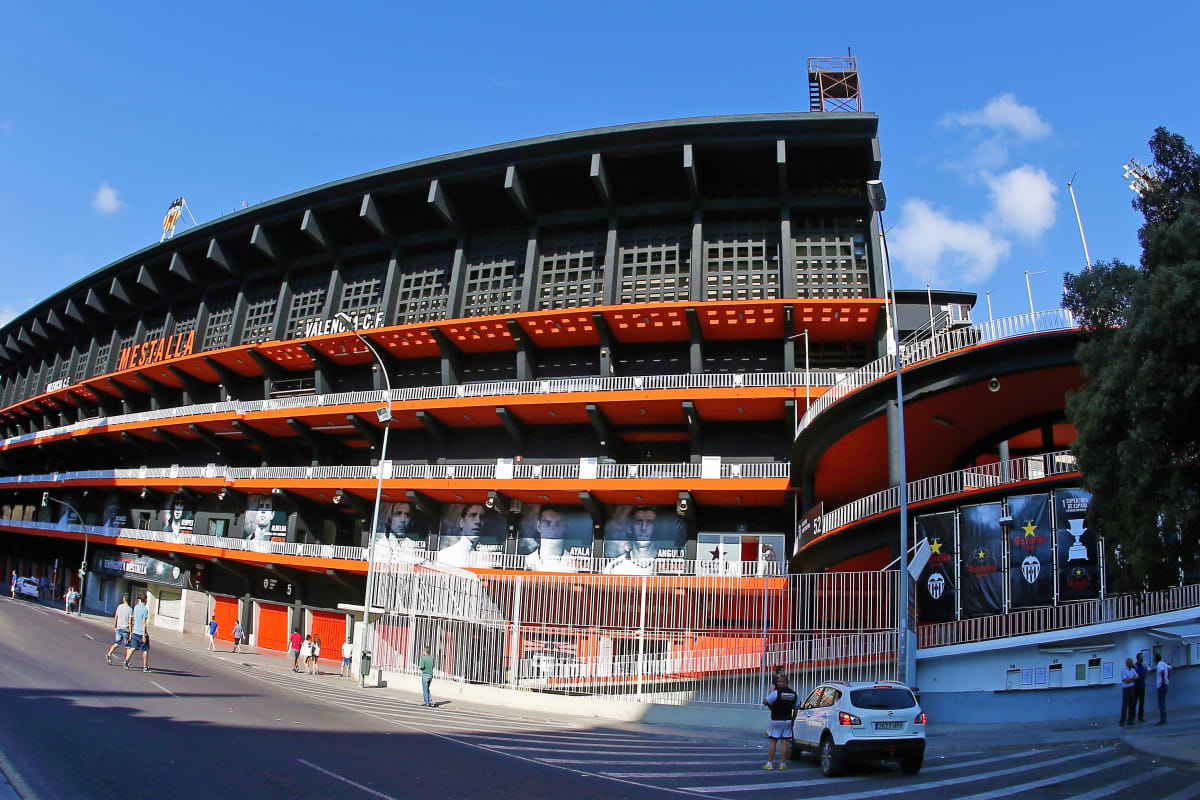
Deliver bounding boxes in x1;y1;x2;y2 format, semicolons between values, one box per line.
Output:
359;650;372;678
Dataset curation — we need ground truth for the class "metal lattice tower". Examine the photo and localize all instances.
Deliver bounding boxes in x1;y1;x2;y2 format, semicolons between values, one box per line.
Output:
808;56;863;112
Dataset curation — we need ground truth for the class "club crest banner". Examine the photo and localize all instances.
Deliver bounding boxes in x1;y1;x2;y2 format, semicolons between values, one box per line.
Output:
1007;493;1053;608
915;512;956;622
1055;488;1098;600
960;503;1004;617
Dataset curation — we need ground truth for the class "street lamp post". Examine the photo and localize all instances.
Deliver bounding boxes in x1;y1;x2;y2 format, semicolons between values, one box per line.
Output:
1024;270;1046;331
46;496;87;614
866;179;914;687
335;312;392;688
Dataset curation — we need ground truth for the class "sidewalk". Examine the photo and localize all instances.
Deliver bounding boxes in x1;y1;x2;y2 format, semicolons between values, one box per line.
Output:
68;602;1200;769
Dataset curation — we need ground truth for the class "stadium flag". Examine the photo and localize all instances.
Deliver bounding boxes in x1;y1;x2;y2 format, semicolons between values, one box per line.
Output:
160;197;184;241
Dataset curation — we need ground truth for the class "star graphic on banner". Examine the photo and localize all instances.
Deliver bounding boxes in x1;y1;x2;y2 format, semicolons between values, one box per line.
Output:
929;538;943;555
976;549;988;560
1022;521;1038;538
709;547;721;560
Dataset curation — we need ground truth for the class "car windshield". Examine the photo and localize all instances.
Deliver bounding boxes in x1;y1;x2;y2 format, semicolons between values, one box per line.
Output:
850;688;915;709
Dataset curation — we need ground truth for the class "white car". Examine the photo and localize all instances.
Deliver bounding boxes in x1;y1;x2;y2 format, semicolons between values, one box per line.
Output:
14;577;40;599
793;680;926;776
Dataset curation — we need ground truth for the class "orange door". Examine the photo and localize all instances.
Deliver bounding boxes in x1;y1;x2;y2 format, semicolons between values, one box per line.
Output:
212;595;240;642
257;603;289;651
309;610;346;662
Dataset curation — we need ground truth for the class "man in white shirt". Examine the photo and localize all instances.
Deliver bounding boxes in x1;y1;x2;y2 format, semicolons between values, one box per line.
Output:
1119;657;1138;726
105;594;133;664
340;638;354;678
1154;654;1172;725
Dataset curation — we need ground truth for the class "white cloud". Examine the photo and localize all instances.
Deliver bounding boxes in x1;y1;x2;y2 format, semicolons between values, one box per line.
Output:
889;199;1011;285
92;182;124;214
942;93;1052;140
984;165;1058;238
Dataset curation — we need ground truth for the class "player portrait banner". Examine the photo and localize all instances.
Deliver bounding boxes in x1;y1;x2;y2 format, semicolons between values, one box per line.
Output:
915;512;956;623
516;504;593;572
99;492;129;530
372;499;433;559
1054;488;1099;601
241;494;290;542
435;502;507;567
159;492;195;536
602;504;687;575
1007;493;1053;608
959;502;1004;618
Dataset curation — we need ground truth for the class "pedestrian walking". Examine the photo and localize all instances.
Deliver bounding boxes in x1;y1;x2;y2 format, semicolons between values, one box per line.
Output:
123;593;151;673
1133;652;1148;722
206;617;218;650
1154;654;1172;725
419;646;435;706
105;594;133;664
9;571;16;599
232;619;244;654
311;634;322;675
1119;656;1138;725
340;637;353;678
288;630;303;672
299;635;313;674
63;586;78;614
761;674;798;770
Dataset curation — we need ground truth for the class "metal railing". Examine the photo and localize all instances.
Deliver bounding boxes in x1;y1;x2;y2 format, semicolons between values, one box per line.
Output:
797;309;1078;433
813;450;1081;541
2;369;851;449
369;565;900;706
0;459;789;487
919;583;1200;649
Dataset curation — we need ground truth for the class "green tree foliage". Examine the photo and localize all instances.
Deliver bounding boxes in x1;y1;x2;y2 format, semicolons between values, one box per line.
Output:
1063;128;1200;591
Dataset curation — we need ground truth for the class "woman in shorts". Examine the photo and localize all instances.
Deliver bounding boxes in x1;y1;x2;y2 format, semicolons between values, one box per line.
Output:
310;634;322;675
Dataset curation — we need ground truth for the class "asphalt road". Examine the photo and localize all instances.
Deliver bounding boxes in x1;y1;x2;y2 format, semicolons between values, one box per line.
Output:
1;596;1198;800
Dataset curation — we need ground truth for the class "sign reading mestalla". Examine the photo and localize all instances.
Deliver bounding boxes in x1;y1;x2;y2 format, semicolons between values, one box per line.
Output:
93;549;188;587
117;330;196;370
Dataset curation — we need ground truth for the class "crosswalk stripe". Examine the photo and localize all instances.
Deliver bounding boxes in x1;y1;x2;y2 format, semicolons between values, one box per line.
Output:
680;750;1108;795
942;756;1136;800
495;744;754;754
601;750;1026;779
547;757;767;766
1066;766;1173;800
1163;783;1200;800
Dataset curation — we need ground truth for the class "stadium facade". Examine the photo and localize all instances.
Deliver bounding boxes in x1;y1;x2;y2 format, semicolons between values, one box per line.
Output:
1;59;1194;722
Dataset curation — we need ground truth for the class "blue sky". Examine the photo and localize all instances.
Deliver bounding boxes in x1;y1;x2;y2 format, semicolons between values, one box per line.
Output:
1;1;1196;327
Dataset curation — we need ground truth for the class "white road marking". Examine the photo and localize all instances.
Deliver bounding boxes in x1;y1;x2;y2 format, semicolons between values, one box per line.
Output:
150;680;176;698
298;759;401;800
84;634;95;640
603;751;1031;779
497;744;754;754
549;757;766;766
1066;766;1173;800
947;755;1136;800
1163;783;1200;800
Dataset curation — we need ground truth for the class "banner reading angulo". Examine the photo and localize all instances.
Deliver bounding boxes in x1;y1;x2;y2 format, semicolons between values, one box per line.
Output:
93;550;188;588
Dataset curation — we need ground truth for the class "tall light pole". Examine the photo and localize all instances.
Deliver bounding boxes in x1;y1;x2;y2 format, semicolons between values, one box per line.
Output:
1024;270;1046;331
788;330;810;436
985;290;994;322
1066;173;1092;271
866;179;913;687
335;312;392;688
45;495;87;614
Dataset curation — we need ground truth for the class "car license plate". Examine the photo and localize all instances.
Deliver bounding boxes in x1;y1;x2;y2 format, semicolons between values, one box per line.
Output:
874;721;903;730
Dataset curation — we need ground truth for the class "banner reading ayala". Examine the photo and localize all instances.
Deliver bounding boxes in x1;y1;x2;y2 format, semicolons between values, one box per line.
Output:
1007;493;1054;608
915;512;956;623
242;495;290;542
959;502;1004;617
1055;487;1098;600
516;504;594;572
602;505;687;575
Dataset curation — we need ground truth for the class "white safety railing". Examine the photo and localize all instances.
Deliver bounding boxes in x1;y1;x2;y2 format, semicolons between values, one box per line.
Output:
797;309;1078;433
369;566;900;706
0;459;788;487
3;369;850;450
812;450;1081;541
920;583;1200;649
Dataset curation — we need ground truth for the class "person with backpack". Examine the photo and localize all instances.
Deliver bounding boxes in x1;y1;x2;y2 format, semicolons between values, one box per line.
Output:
762;674;799;770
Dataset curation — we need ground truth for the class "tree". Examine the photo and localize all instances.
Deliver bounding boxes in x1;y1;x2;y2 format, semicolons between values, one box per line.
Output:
1063;128;1200;591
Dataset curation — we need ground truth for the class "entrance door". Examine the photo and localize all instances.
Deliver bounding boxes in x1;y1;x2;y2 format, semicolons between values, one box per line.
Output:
212;595;240;642
309;610;346;662
257;603;289;651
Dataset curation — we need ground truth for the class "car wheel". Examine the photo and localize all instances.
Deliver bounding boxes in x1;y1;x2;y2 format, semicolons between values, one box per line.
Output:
819;736;843;777
900;754;923;775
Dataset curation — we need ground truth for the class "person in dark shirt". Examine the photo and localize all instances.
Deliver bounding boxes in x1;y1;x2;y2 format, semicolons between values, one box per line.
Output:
1133;652;1148;722
762;675;799;770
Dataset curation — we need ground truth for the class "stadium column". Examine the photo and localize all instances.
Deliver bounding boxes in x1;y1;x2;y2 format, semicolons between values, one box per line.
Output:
379;253;401;327
778;140;797;300
226;289;249;348
269;279;293;344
